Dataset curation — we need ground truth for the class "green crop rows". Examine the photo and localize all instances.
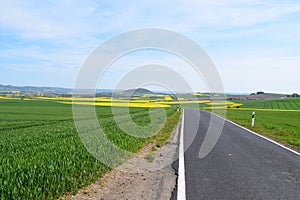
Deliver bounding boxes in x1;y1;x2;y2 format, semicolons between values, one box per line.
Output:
233;98;300;110
0;99;178;199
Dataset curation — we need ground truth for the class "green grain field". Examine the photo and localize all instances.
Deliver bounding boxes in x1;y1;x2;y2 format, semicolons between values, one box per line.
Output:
0;99;180;199
233;98;300;110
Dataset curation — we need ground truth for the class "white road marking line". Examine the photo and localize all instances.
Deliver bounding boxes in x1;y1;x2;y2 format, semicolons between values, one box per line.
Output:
210;111;300;156
178;109;186;200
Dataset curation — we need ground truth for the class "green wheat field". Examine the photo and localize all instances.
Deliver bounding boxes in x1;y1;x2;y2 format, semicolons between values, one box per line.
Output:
0;99;179;199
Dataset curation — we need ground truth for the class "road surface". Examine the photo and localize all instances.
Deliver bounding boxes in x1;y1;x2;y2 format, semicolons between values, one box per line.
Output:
174;108;300;200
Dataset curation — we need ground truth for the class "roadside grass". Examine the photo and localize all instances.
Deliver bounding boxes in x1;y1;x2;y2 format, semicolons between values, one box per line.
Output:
219;98;300;151
0;99;180;199
224;110;300;151
154;109;181;147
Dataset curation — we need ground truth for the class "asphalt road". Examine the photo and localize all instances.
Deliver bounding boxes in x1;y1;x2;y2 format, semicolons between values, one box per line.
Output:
176;108;300;200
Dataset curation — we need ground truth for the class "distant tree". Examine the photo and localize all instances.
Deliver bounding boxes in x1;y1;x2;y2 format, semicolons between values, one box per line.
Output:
257;91;264;94
292;93;299;97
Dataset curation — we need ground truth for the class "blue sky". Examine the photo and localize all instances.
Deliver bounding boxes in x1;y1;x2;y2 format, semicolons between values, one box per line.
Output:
1;0;300;93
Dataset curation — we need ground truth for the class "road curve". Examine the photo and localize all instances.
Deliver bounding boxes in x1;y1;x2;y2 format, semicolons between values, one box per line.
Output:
175;108;300;200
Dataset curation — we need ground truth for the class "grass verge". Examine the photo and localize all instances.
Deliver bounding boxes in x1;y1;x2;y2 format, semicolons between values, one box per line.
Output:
153;109;181;147
224;109;300;152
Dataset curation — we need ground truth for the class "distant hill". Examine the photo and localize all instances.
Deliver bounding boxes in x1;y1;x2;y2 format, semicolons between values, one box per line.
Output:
0;84;156;96
123;88;154;94
0;84;72;94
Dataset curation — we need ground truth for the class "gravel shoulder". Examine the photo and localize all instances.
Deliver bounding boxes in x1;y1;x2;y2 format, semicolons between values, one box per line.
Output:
66;115;181;200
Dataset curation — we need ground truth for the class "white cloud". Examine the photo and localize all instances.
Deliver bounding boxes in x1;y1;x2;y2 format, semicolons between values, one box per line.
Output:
217;55;300;93
0;1;96;39
1;0;300;40
0;0;300;92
